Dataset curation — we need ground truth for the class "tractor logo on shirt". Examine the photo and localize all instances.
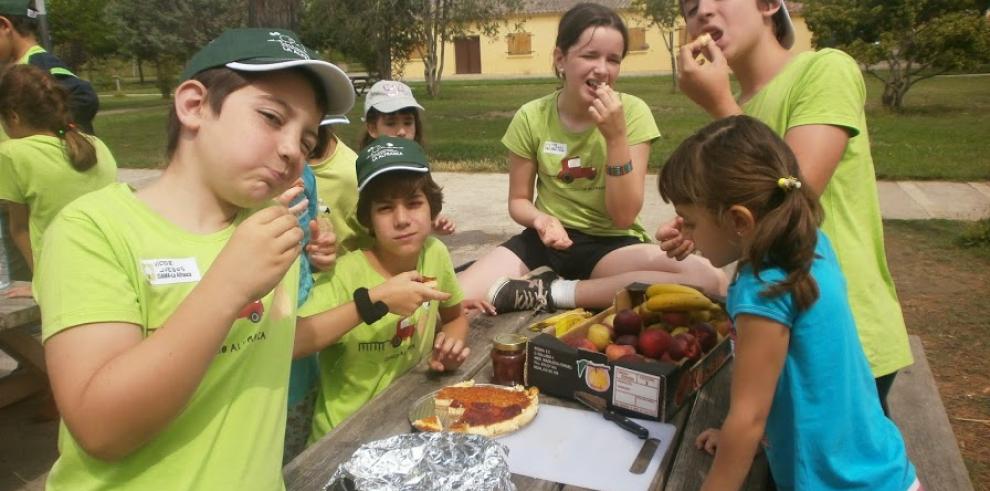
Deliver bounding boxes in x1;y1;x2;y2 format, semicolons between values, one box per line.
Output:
238;300;265;323
557;156;597;183
391;317;415;347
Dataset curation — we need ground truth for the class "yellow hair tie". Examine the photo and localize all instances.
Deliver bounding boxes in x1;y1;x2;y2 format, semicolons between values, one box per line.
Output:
777;176;802;191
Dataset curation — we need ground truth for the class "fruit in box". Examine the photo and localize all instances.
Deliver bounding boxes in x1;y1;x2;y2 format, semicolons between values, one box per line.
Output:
667;333;701;361
690;322;718;352
637;329;673;360
615;334;638;347
564;336;599;353
613;309;643;337
670;326;690;337
587;323;612;351
660;311;691;327
605;343;636;362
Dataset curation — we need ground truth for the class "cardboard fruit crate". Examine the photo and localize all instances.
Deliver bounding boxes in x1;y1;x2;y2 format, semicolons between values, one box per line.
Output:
525;283;733;421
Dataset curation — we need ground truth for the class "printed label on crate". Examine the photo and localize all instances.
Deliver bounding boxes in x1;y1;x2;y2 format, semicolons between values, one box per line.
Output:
612;366;661;418
576;359;611;393
530;344;573;377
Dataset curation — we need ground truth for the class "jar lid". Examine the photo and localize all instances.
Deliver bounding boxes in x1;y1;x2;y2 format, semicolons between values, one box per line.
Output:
493;334;528;352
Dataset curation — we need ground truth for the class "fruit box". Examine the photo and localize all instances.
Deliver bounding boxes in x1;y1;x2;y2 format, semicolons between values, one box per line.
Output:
525;283;733;422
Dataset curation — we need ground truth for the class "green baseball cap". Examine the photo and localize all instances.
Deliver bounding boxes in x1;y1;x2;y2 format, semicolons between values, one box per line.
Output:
356;136;430;191
180;28;355;116
0;0;36;17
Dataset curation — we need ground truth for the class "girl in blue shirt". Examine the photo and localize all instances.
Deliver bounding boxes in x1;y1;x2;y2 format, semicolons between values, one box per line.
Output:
658;115;918;491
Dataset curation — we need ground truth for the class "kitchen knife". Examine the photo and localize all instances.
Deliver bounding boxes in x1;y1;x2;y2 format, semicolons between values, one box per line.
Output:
629;437;661;474
573;391;649;439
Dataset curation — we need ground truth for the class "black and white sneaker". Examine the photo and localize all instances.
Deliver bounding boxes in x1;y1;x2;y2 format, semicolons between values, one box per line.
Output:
486;266;560;314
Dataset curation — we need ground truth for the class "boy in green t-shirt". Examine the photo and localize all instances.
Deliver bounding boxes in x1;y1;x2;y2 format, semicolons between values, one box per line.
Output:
33;28;387;490
297;136;469;443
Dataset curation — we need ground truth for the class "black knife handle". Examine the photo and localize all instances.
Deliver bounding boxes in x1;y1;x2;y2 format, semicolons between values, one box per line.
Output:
604;410;649;439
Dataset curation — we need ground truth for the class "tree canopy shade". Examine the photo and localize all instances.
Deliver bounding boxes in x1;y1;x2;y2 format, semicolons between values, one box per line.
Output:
48;0;118;69
804;0;990;109
105;0;244;97
631;0;681;93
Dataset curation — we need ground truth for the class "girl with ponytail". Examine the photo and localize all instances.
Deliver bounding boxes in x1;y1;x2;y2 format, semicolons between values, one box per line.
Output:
659;115;918;491
0;64;117;297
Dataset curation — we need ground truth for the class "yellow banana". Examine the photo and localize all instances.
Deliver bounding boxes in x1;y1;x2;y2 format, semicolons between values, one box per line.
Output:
645;283;706;299
527;308;592;335
645;292;717;312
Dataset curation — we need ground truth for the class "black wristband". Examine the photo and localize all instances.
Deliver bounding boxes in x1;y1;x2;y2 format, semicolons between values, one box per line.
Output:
606;160;633;176
354;287;389;324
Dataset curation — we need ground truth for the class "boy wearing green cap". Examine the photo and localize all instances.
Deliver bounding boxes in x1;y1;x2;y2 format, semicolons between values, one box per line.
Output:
296;136;469;443
33;28;405;490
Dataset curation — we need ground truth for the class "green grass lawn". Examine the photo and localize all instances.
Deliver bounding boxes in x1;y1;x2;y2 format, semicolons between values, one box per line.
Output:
93;73;990;179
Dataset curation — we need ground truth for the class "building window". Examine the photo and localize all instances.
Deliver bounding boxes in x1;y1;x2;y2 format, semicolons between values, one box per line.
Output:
507;32;532;55
629;27;649;51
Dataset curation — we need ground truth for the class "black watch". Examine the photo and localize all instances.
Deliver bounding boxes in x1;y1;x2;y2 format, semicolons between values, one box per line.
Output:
354;287;389;324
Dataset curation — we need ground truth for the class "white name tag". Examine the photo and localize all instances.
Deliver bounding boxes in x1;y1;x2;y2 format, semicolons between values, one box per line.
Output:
543;141;567;156
142;258;202;285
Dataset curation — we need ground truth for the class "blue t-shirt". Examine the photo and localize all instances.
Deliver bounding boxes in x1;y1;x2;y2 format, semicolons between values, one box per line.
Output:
728;231;916;490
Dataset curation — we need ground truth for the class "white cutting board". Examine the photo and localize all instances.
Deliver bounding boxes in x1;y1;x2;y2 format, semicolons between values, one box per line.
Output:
499;405;677;491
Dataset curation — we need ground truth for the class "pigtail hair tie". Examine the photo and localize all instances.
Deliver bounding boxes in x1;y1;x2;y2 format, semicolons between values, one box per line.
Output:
777;176;802;191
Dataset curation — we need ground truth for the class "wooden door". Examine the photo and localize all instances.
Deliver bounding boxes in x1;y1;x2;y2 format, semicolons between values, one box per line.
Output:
454;36;481;74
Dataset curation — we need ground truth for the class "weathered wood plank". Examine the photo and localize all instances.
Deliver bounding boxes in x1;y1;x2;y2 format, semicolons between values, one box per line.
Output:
0;282;40;331
0;326;47;373
662;362;770;490
890;336;974;491
0;368;45;407
283;311;541;490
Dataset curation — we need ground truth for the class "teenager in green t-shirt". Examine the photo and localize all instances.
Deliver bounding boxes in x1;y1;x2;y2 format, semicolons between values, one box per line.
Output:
0;65;117;299
457;3;726;315
663;0;912;412
297;136;468;442
33;29;369;490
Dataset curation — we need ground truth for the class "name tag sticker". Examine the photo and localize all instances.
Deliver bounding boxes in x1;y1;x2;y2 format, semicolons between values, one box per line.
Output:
543;141;567;156
142;258;202;285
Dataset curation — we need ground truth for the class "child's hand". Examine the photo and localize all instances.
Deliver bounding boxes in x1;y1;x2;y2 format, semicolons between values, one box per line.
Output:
655;217;695;260
306;219;337;272
370;271;451;317
2;283;33;299
695;428;721;455
534;214;573;250
275;184;309;216
462;298;497;317
429;331;471;372
213;205;303;305
677;36;737;118
432;215;456;235
588;84;627;141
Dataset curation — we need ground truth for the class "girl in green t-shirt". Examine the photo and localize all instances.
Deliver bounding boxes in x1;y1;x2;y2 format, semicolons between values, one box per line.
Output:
0;64;117;299
663;0;912;412
457;3;726;315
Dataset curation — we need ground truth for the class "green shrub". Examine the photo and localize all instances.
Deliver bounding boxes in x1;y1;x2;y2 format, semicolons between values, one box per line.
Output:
957;218;990;249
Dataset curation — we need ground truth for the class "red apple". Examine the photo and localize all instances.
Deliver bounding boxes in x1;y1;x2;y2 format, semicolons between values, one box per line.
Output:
615;334;639;347
674;333;702;362
690;322;718;352
606;344;638;362
660;310;691;327
613;309;643;337
637;329;673;359
617;353;649;364
565;336;599;353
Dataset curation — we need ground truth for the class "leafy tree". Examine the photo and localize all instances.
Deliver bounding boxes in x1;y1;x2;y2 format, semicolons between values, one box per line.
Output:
106;0;244;98
632;0;681;93
302;0;419;80
410;0;523;97
248;0;303;31
804;0;990;110
48;0;118;69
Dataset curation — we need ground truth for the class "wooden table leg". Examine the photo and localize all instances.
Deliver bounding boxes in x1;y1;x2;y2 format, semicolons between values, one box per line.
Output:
0;325;48;408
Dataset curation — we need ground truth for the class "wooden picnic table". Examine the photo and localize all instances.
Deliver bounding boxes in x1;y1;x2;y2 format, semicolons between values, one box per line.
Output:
0;281;46;408
283;311;770;490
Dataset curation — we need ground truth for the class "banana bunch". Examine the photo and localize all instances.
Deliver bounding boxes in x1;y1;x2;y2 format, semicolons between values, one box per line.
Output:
643;283;719;312
528;308;593;336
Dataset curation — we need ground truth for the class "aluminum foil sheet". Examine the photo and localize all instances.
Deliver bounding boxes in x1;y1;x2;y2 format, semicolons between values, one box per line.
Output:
324;432;515;491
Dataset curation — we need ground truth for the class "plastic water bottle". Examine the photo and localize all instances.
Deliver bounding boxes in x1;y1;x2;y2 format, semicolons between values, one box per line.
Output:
0;226;10;290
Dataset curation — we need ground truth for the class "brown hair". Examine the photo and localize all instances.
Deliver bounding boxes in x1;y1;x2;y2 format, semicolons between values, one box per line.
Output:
658;115;824;310
165;67;329;162
0;64;96;171
553;3;629;79
356;171;443;235
359;107;425;149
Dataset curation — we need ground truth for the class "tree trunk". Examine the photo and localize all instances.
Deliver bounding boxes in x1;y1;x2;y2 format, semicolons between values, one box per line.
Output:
137;58;145;84
667;31;678;94
247;0;302;31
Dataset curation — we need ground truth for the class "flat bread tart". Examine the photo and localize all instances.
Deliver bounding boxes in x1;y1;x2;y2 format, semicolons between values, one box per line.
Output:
412;381;539;437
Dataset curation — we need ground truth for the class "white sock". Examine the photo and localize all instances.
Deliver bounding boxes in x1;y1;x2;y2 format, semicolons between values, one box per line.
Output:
549;279;578;309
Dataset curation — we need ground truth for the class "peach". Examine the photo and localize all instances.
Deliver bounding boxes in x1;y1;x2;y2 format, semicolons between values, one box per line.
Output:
605;343;637;362
637;329;673;360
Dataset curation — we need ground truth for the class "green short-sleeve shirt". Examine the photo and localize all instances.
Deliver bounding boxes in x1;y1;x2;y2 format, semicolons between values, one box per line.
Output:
502;91;660;241
301;236;463;442
743;49;912;377
0;134;117;265
36;184;299;491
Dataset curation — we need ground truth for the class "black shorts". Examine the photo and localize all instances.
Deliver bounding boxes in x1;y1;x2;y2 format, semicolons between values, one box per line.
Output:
500;227;645;280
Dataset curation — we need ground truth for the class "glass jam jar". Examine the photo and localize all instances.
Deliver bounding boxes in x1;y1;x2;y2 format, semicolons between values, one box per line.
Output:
491;334;528;386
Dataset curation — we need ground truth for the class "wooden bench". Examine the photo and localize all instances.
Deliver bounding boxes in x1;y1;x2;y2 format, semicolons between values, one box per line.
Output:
348;75;378;96
0;281;46;408
890;335;974;491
